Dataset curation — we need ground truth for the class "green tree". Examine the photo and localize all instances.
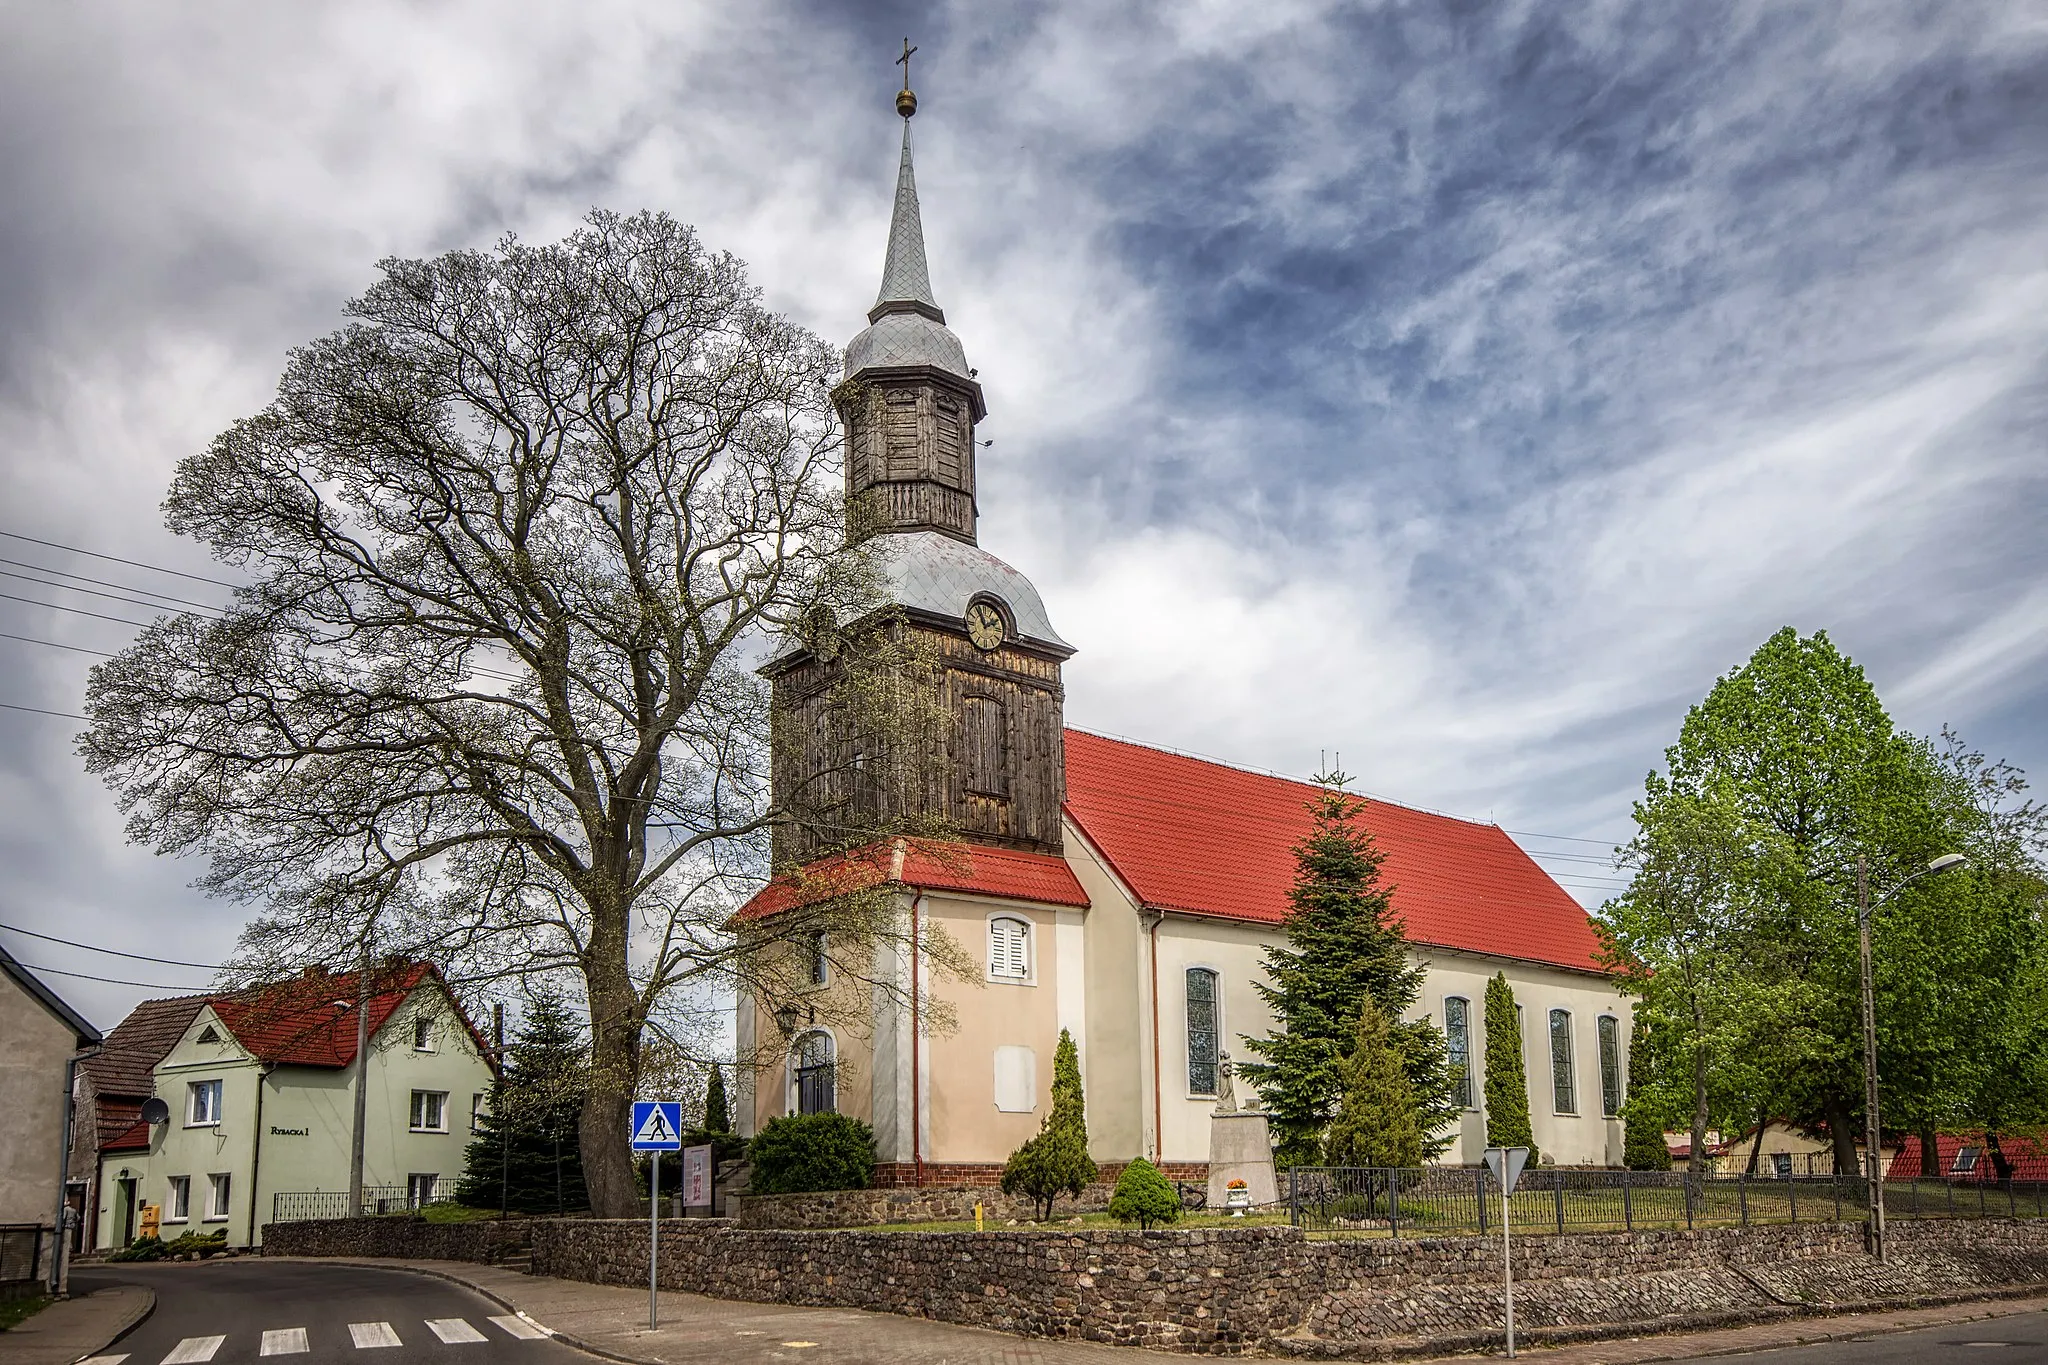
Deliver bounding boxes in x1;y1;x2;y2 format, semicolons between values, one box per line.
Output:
1240;769;1458;1165
1321;998;1424;1168
704;1063;731;1135
1481;974;1536;1162
748;1113;875;1194
1621;1011;1673;1170
1000;1029;1097;1220
1107;1157;1181;1229
456;986;590;1214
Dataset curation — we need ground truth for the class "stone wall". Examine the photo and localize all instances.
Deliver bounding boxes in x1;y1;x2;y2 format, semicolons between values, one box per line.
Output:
261;1216;535;1264
872;1161;1209;1189
733;1183;1120;1229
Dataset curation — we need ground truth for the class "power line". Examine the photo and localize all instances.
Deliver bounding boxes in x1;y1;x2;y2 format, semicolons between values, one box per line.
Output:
0;567;225;619
0;632;114;657
1507;829;1623;847
0;700;85;720
0;590;155;630
0;527;241;589
15;960;214;992
0;921;229;970
0;556;228;613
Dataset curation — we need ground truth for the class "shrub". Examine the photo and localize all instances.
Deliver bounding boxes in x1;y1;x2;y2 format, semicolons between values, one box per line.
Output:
1000;1028;1098;1220
748;1112;876;1195
1108;1157;1180;1230
1482;973;1538;1163
1321;997;1424;1168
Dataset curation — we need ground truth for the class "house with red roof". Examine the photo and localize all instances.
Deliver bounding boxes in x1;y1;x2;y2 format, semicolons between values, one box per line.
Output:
734;90;1629;1181
90;962;495;1250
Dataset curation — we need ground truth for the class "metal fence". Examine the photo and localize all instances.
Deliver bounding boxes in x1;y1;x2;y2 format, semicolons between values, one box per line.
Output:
271;1181;453;1224
0;1224;46;1286
1286;1167;2048;1237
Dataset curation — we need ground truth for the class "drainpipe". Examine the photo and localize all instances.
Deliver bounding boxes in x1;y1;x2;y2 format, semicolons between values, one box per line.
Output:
1145;909;1165;1164
246;1063;272;1248
50;1045;99;1295
910;892;924;1188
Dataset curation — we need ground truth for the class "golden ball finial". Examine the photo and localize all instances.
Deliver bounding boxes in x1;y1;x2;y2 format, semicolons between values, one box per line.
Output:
896;86;918;118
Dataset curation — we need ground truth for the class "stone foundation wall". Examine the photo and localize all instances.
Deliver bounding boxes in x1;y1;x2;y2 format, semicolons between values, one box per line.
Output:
733;1183;1122;1229
871;1161;1209;1189
261;1216;536;1264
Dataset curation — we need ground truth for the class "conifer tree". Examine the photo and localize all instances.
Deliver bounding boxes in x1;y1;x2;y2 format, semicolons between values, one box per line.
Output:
1481;973;1538;1162
1241;769;1459;1164
1000;1028;1098;1219
704;1063;731;1135
1622;1011;1673;1170
456;986;590;1213
1107;1156;1181;1229
1322;997;1425;1168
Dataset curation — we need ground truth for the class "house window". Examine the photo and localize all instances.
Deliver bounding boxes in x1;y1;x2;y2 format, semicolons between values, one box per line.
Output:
1549;1009;1576;1114
1954;1145;1982;1175
1445;997;1473;1108
206;1173;231;1221
188;1079;223;1126
410;1090;449;1132
807;930;830;987
1186;968;1220;1096
994;1045;1037;1113
407;1174;440;1208
413;1016;436;1052
196;1025;222;1045
793;1031;835;1115
989;916;1031;981
1772;1152;1792;1177
165;1176;190;1223
471;1093;488;1134
1597;1015;1622;1117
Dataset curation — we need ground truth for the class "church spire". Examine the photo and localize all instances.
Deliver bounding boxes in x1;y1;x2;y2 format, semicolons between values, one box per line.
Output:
871;122;942;323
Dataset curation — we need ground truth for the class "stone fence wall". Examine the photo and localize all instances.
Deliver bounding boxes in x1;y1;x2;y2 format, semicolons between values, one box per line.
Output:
732;1183;1120;1229
262;1216;536;1264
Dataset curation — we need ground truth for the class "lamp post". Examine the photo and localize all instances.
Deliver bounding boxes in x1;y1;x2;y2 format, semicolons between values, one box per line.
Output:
1858;851;1967;1263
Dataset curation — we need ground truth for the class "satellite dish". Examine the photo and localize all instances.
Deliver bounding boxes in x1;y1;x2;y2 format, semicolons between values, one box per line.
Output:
140;1097;171;1125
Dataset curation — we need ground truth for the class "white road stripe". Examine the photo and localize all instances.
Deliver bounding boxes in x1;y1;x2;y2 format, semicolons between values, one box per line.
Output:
80;1356;130;1364
425;1318;488;1344
260;1327;309;1355
348;1321;402;1349
160;1337;226;1364
487;1314;553;1340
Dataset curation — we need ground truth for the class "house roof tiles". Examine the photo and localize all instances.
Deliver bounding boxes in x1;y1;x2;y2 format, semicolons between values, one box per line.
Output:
82;996;208;1099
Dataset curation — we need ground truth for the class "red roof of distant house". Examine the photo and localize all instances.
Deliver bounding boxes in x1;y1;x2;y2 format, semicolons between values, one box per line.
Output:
194;962;492;1071
740;839;1090;918
98;1099;150;1153
1890;1133;2048;1182
1062;729;1608;973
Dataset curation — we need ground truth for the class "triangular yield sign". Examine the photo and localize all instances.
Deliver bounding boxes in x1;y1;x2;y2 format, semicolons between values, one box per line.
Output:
1483;1146;1531;1194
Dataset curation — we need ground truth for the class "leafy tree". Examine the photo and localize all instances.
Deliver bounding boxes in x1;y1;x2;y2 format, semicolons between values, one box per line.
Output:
748;1113;876;1194
1240;769;1458;1165
456;986;590;1214
1481;974;1536;1162
1107;1157;1180;1229
704;1063;731;1135
1000;1028;1097;1220
1321;998;1423;1168
1621;1011;1673;1170
80;211;953;1217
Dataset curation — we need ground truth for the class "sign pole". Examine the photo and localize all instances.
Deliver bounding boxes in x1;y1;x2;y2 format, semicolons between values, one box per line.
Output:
650;1149;661;1330
1502;1175;1514;1359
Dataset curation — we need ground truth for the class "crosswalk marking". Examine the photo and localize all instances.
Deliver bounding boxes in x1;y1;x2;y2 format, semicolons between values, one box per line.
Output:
347;1321;402;1349
161;1338;226;1364
488;1314;553;1340
425;1318;488;1344
260;1327;309;1355
79;1356;130;1364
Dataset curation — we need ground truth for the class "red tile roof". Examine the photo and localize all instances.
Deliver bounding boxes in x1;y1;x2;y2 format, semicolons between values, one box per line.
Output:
97;1099;150;1153
1890;1133;2048;1182
204;962;493;1069
1062;729;1607;973
740;838;1090;918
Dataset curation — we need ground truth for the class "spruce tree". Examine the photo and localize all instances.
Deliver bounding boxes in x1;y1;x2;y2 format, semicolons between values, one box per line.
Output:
1107;1157;1181;1229
1240;770;1459;1165
456;986;591;1213
1001;1028;1098;1219
704;1063;731;1135
1481;973;1538;1162
1321;997;1425;1168
1621;1011;1673;1170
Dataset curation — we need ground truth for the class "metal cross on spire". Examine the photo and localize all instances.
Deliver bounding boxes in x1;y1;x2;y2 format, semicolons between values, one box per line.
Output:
896;38;919;118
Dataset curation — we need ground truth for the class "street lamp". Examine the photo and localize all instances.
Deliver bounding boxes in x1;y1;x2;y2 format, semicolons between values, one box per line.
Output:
1859;851;1968;1263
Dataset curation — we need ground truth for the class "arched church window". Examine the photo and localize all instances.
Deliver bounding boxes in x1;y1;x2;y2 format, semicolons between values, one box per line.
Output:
793;1031;835;1115
1186;968;1220;1096
1549;1009;1576;1114
989;916;1031;980
1444;996;1472;1108
806;930;829;988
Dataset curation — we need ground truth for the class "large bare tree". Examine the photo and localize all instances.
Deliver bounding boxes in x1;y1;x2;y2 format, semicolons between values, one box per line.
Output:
81;210;948;1215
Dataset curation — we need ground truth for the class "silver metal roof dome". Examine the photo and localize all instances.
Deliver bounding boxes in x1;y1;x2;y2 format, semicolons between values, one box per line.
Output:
843;121;973;384
875;531;1069;652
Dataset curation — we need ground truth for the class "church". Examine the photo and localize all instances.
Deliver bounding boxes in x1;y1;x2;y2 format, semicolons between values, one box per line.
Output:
735;76;1630;1181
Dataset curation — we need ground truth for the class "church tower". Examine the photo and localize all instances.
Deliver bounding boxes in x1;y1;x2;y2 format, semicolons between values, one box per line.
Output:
767;66;1072;867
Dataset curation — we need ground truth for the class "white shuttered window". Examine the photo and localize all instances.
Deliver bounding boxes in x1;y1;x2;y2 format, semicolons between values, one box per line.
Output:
989;916;1031;980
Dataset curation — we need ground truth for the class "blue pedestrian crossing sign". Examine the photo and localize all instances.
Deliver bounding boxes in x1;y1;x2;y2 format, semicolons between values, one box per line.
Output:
630;1100;684;1151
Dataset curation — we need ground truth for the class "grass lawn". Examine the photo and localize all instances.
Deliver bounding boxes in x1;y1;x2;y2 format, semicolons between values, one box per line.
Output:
0;1296;52;1332
863;1209;1296;1233
416;1204;505;1224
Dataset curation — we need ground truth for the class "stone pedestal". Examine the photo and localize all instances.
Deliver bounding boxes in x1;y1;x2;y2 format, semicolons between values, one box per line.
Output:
1206;1112;1279;1210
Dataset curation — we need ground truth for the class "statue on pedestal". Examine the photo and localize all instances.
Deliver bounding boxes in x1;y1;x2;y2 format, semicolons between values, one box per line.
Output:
1214;1050;1237;1115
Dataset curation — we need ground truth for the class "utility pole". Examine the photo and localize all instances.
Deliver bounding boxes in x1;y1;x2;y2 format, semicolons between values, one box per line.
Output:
348;938;372;1218
1857;853;1885;1262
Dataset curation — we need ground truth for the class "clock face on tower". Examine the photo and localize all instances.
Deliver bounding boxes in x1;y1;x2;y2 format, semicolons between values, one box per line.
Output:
964;600;1007;651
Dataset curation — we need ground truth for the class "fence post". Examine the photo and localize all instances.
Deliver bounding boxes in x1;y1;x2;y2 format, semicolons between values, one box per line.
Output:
1389;1170;1401;1239
1738;1174;1748;1228
1554;1177;1566;1235
1788;1170;1798;1224
1288;1167;1298;1228
1979;1179;1988;1218
1834;1176;1842;1223
1623;1169;1633;1232
1476;1167;1488;1234
2010;1181;2018;1219
1685;1174;1695;1230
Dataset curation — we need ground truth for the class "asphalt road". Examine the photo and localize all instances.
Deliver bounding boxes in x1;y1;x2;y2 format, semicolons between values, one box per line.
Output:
1673;1307;2048;1362
71;1259;587;1365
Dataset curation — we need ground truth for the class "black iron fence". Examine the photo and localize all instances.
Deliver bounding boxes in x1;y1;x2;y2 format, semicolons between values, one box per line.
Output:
271;1181;452;1224
0;1224;46;1286
1287;1167;2048;1237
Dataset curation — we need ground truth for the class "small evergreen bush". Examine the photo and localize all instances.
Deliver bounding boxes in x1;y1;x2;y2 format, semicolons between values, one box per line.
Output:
1482;973;1538;1163
748;1112;876;1194
1107;1157;1181;1229
1622;1012;1673;1170
1321;997;1424;1168
1001;1028;1098;1220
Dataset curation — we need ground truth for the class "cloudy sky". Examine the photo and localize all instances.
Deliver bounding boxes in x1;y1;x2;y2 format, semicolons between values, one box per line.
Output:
2;0;2043;1027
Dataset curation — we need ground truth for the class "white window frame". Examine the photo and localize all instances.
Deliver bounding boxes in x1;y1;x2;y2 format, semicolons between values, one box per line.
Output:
1444;996;1474;1109
410;1089;449;1133
407;1173;440;1208
205;1172;231;1222
187;1079;223;1127
470;1092;489;1134
165;1175;190;1223
986;914;1033;984
413;1015;436;1052
1549;1008;1577;1115
1184;965;1222;1098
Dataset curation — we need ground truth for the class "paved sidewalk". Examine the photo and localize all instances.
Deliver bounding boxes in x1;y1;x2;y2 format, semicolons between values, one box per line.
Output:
305;1259;1176;1365
1409;1291;2048;1362
0;1282;154;1365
